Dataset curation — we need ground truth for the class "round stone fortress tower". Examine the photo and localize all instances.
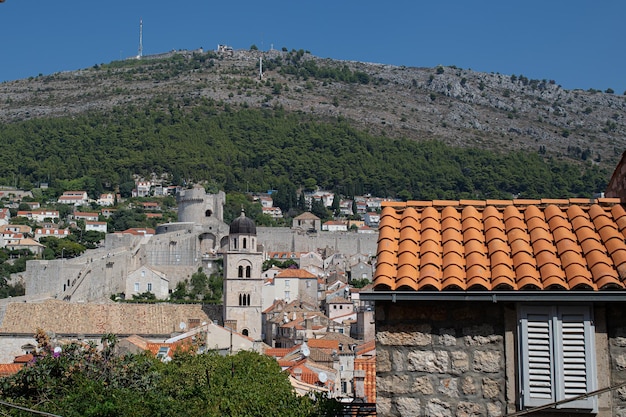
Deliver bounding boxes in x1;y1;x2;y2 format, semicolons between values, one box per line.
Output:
177;185;226;225
155;185;230;258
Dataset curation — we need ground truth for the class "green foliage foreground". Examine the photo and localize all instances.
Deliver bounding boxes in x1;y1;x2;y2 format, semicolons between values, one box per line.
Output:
0;330;333;417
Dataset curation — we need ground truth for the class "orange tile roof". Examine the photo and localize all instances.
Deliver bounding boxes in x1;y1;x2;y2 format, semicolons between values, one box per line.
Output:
0;363;23;377
307;339;339;350
373;200;626;291
355;356;376;403
264;347;294;358
275;269;317;279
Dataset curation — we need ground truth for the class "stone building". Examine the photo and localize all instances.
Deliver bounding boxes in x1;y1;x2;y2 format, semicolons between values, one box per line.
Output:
223;210;263;340
363;199;626;416
18;186;376;304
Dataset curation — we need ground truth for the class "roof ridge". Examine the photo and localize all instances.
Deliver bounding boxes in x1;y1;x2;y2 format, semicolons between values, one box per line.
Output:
381;198;621;210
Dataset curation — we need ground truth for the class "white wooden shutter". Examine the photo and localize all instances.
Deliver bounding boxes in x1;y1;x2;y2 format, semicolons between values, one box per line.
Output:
555;306;597;412
519;306;555;408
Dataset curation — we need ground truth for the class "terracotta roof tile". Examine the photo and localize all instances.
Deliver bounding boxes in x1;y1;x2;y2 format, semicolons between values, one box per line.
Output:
373;200;626;292
0;363;23;377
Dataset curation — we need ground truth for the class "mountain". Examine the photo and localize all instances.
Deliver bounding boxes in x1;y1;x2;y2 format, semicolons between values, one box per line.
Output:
2;48;624;167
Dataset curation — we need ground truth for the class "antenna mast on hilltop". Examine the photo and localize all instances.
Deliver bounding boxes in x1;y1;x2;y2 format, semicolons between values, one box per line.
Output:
137;18;143;59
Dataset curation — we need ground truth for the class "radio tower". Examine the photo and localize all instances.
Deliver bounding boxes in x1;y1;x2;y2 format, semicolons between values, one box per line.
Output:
137;18;143;59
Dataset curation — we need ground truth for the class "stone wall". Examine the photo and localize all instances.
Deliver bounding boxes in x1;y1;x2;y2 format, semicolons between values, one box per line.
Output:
257;227;378;255
375;301;506;417
607;305;626;416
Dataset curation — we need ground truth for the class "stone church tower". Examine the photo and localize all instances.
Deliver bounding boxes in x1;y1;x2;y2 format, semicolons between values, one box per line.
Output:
223;209;263;340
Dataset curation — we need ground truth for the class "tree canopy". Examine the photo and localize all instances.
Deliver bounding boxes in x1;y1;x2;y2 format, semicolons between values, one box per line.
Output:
0;101;610;207
0;330;334;417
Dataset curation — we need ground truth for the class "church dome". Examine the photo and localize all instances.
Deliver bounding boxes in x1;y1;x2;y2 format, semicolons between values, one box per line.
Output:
229;209;256;235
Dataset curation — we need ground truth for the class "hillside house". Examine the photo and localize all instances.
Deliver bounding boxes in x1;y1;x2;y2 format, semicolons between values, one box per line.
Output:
34;226;70;241
17;209;60;223
57;191;89;207
132;181;152;198
97;193;116;206
85;221;107;233
362;198;626;416
0;208;10;226
262;206;283;219
364;211;381;227
73;212;99;222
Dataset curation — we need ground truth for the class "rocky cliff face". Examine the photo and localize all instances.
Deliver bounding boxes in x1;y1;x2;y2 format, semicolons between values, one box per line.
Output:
1;49;624;167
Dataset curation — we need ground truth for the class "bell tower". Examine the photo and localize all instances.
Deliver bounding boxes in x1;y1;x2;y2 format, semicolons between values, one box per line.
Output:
223;209;263;340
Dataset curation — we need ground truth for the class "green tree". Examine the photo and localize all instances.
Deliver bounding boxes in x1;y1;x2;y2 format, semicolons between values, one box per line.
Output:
331;192;341;217
190;268;209;300
310;198;330;221
0;331;340;417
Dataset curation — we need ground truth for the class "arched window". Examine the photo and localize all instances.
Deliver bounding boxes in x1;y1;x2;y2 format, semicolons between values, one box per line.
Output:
205;209;212;217
242;329;249;337
246;266;251;278
246;293;251;306
243;238;247;249
232;238;237;249
239;293;243;306
238;266;244;277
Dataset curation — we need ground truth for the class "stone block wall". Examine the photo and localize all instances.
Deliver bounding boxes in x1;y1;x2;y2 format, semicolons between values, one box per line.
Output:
375;301;506;417
607;305;626;416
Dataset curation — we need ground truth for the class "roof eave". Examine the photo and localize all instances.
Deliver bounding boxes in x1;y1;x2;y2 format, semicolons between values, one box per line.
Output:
360;290;626;303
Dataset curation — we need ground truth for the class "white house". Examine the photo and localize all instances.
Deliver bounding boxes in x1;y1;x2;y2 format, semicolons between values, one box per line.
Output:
126;266;169;299
73;212;99;222
85;221;108;233
34;228;70;241
16;210;60;223
97;193;116;206
262;269;318;311
58;191;89;207
322;221;348;232
262;206;283;219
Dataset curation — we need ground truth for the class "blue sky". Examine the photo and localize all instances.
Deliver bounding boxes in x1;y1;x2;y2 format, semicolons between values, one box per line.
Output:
1;1;624;93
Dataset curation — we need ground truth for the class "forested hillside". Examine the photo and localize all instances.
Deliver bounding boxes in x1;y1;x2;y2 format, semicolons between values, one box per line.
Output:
0;99;609;201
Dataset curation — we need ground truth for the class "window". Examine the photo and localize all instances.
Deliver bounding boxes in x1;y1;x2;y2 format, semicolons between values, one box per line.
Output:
156;346;170;360
238;266;243;278
134;282;139;292
518;305;597;412
147;282;152;292
239;293;250;306
246;266;251;278
284;291;290;300
285;280;290;288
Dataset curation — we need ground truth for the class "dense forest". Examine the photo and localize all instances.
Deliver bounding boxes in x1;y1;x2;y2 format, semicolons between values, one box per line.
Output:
0;99;611;201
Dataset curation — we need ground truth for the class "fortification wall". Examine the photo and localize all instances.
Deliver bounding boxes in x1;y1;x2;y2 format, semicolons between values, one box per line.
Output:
257;227;378;256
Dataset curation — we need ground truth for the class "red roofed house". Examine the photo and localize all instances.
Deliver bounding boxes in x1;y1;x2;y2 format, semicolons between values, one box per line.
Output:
85;221;107;233
57;191;89;207
73;212;99;222
362;198;626;416
322;220;348;232
0;208;11;226
262;268;318;309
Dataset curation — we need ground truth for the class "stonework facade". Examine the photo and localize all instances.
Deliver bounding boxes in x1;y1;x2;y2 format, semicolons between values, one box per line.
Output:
375;300;626;417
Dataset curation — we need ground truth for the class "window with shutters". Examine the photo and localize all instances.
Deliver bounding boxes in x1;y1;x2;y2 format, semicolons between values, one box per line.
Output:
518;304;597;412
